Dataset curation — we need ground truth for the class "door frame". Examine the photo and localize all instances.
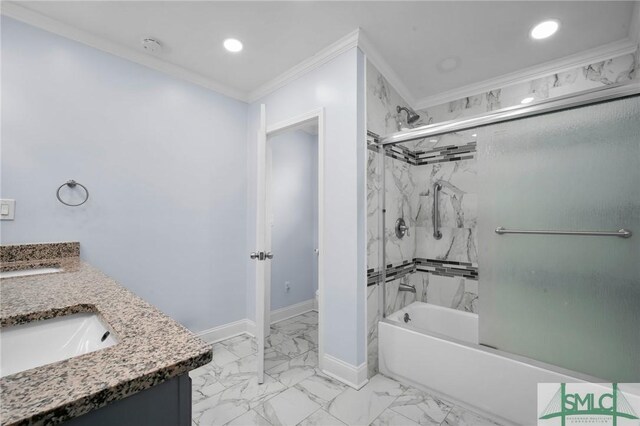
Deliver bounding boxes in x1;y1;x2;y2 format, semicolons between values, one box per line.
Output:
263;107;325;369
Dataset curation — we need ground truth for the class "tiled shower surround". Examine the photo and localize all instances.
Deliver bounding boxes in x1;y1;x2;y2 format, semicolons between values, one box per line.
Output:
366;60;483;377
416;49;638;125
365;48;639;376
366;130;479;377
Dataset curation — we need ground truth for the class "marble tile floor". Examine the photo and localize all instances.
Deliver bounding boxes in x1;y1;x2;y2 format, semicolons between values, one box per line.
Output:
191;311;501;426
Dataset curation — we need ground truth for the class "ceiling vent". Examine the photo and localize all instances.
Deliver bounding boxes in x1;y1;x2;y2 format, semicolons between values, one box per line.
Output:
141;38;162;54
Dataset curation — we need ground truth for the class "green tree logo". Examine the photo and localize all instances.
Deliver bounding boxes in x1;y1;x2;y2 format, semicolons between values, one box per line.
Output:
540;383;639;425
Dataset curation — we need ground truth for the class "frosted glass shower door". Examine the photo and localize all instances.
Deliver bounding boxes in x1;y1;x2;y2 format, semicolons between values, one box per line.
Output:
477;95;640;382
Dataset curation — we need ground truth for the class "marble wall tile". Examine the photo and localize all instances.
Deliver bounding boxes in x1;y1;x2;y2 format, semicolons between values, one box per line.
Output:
418;51;639;125
408;272;427;304
384;275;418;317
367;148;381;271
384;155;417;266
366;285;380;377
367;61;429;137
423;274;478;314
414;156;478;265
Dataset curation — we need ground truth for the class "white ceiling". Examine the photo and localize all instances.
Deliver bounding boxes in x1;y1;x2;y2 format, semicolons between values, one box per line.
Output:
5;1;638;106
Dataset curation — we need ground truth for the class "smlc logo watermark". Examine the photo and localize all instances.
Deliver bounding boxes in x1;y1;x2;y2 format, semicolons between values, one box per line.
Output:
538;383;640;425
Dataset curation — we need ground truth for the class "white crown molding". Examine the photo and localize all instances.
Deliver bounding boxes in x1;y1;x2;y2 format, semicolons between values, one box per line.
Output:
1;1;248;102
248;29;361;103
414;37;638;110
357;30;417;108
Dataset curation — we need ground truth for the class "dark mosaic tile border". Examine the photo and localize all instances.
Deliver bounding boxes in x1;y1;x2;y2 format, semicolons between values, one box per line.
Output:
368;257;478;286
367;130;476;166
367;260;415;286
415;257;478;280
414;142;476;165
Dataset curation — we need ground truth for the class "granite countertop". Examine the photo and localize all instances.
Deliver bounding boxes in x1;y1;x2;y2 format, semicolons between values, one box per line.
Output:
0;243;212;425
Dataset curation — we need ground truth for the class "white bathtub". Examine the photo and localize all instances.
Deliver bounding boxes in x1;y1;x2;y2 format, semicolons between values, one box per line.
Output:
379;302;601;425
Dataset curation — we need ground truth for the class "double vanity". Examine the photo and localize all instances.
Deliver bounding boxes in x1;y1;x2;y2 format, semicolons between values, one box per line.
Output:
0;242;212;425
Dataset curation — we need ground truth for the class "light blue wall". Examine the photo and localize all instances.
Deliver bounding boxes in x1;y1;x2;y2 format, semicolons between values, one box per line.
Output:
0;17;249;333
246;47;367;367
269;130;318;311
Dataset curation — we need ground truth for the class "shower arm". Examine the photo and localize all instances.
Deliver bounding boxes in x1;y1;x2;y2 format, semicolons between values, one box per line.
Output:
433;183;442;240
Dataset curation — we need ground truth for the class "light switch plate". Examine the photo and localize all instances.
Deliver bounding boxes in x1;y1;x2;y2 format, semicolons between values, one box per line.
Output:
0;199;15;220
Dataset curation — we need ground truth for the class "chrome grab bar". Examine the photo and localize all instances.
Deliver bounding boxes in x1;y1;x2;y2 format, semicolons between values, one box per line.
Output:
495;227;632;238
433;182;442;240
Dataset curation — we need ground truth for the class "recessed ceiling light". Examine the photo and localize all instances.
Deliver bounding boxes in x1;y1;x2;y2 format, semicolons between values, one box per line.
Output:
437;56;461;73
430;139;438;143
521;97;535;104
471;134;477;138
223;38;243;53
530;20;559;40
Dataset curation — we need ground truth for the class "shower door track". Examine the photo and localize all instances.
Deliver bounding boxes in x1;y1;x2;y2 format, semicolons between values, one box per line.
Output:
379;82;640;146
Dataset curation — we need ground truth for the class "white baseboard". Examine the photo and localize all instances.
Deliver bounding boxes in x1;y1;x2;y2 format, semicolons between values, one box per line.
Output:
197;299;315;344
196;319;254;344
321;353;368;390
271;298;315;324
246;320;256;337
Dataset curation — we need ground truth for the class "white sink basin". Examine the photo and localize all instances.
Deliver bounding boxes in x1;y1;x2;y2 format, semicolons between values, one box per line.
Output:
0;313;118;378
0;267;63;279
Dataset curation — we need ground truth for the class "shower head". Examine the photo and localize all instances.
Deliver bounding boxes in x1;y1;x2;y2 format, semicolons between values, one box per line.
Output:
397;106;420;125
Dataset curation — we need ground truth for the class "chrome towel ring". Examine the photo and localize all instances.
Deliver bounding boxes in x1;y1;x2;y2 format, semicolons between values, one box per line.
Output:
56;180;89;207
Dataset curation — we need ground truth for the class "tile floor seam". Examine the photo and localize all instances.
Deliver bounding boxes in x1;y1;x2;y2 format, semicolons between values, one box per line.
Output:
439;404;455;425
296;405;323;425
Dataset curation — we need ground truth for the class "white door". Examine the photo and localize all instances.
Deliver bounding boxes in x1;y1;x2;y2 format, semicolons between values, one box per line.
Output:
252;104;271;384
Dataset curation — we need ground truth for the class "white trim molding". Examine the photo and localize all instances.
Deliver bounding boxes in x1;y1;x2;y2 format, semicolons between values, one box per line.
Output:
270;298;315;324
321;353;368;390
263;108;326;372
414;37;639;110
248;30;360;103
197;296;314;343
357;30;416;107
196;319;254;344
1;1;247;102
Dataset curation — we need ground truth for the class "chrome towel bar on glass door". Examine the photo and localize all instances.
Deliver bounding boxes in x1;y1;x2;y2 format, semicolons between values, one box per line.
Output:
495;227;632;238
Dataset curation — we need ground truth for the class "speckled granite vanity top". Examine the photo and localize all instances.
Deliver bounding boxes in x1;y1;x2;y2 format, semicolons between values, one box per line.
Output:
0;242;212;425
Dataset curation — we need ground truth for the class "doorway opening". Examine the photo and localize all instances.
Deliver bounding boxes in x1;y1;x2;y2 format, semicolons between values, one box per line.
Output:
255;108;324;383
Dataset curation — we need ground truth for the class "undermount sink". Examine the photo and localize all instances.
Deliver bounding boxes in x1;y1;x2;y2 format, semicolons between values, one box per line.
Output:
0;313;118;378
0;267;63;279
